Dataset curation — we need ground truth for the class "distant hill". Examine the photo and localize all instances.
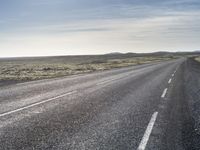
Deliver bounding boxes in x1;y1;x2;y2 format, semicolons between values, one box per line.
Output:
105;52;123;55
1;51;200;63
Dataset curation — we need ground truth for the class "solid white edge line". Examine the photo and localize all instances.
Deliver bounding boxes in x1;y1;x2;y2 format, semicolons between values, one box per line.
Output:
161;88;168;98
97;80;112;85
168;78;172;84
97;76;124;85
0;91;77;117
137;112;158;150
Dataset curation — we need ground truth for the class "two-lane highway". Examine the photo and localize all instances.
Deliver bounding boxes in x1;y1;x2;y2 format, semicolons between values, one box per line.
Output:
0;58;189;150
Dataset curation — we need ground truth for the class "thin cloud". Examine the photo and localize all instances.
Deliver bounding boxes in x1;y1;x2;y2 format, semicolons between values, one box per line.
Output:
0;0;200;57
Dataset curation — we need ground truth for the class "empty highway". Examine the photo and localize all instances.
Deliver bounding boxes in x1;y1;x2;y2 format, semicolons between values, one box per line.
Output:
0;58;199;150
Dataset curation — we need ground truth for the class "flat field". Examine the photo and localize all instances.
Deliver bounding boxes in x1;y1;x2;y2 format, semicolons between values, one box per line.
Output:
195;56;200;62
0;54;176;83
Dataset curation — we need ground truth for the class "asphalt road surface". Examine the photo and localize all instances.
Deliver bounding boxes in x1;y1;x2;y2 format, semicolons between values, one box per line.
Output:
0;58;199;150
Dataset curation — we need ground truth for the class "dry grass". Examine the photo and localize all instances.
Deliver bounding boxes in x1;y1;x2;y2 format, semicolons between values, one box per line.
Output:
0;55;175;81
195;56;200;62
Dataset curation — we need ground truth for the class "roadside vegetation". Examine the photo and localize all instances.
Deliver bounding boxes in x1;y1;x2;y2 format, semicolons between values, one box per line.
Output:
195;56;200;62
0;55;176;82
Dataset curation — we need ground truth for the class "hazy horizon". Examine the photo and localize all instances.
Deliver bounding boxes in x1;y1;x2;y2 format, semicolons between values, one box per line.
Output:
1;0;200;57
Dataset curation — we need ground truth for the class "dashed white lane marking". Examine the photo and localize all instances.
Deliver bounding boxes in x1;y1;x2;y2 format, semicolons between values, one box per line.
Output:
0;91;77;117
161;88;168;98
137;112;158;150
168;78;172;84
172;74;174;77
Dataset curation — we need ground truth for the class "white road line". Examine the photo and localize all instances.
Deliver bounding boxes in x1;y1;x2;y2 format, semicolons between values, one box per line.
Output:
137;112;158;150
168;78;172;84
161;88;168;98
97;76;124;85
172;74;174;77
0;91;76;117
97;80;113;85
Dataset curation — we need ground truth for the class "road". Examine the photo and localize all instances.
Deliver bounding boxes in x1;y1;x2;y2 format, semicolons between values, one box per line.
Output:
0;58;197;150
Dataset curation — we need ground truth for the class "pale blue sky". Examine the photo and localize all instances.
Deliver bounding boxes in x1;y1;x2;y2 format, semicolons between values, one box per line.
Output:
0;0;200;57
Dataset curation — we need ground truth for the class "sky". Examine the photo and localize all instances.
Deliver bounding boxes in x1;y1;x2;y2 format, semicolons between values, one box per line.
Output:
0;0;200;57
